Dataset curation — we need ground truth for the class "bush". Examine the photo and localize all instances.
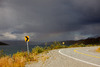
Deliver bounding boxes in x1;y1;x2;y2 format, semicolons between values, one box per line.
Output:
49;41;67;49
69;43;79;47
79;43;86;47
0;50;6;58
13;52;28;57
32;46;44;54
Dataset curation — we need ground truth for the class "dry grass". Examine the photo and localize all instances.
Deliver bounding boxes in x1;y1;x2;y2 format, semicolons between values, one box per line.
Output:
0;56;13;67
0;46;50;67
0;52;40;67
40;53;49;63
0;56;26;67
96;47;100;52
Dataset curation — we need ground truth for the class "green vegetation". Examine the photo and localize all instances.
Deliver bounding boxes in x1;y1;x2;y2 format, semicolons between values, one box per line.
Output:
0;50;6;58
49;41;67;49
0;41;100;67
68;43;87;47
32;46;44;54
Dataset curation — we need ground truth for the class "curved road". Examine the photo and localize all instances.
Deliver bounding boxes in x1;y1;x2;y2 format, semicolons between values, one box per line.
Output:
59;46;100;67
26;46;100;67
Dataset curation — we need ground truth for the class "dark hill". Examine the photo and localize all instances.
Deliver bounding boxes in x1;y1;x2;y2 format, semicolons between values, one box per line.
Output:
0;42;8;45
60;37;100;45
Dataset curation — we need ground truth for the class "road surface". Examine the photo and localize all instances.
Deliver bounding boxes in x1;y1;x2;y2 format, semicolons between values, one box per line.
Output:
26;46;100;67
59;46;100;67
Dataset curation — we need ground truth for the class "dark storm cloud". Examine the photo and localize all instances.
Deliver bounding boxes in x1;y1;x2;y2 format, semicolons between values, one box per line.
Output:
0;0;100;40
71;0;100;25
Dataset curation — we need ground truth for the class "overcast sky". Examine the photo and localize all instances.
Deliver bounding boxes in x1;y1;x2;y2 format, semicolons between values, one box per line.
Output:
0;0;100;41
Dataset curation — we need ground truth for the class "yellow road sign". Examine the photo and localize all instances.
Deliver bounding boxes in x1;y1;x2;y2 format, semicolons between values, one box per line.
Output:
25;36;29;42
62;42;65;44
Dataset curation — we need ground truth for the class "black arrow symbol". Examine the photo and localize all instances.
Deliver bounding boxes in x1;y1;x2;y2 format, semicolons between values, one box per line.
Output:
25;36;29;41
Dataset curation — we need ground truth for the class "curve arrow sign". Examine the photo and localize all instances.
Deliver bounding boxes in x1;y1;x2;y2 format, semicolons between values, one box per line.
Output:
25;36;29;42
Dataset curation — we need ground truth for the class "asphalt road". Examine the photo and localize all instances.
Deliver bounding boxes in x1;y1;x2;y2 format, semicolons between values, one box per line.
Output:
26;46;100;67
59;46;100;67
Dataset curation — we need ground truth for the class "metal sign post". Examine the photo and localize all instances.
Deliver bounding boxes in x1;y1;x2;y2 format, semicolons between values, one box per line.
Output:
25;36;30;55
27;41;29;55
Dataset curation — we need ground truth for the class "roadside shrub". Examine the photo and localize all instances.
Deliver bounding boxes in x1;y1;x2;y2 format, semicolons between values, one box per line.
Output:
50;44;54;49
78;43;86;47
32;46;44;54
0;50;6;58
48;41;67;49
69;43;80;48
13;52;28;57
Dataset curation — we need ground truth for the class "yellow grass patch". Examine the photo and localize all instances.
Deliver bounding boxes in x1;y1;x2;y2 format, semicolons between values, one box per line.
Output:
40;54;49;63
96;47;100;52
0;56;26;67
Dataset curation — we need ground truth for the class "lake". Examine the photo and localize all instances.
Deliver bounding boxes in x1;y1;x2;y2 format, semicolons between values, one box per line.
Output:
0;41;46;55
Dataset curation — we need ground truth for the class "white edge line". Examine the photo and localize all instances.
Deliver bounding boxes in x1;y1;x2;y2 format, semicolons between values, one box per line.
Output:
59;49;100;67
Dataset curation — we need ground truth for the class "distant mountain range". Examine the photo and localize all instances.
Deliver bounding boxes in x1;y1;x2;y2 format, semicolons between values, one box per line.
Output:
60;37;100;46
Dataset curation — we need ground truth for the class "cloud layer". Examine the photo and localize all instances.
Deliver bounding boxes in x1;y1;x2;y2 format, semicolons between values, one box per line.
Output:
0;0;100;41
